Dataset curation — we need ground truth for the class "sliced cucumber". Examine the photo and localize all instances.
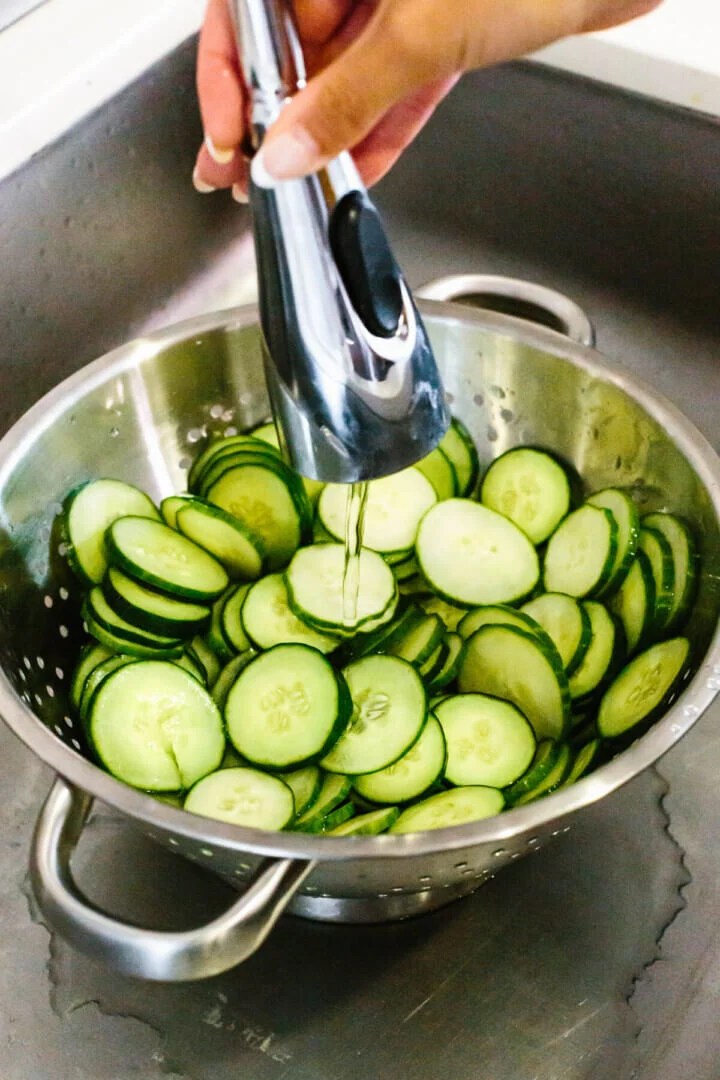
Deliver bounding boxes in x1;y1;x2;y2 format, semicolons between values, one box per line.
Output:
543;504;618;597
203;591;235;663
317;468;436;557
637;526;675;634
79;655;138;724
293;772;352;830
389;786;505;833
480;447;571;544
285;542;398;633
187;635;222;688
176;499;265;581
70;642;113;712
219;583;253;653
561;738;604;786
642;511;698;631
187;434;280;491
597;637;690;739
89;660;225;791
84;612;184;659
241;573;339;653
417;593;467;631
416;499;539;607
331;601;425;667
352;712;446;804
388;613;446;668
504;739;561;802
511;742;573;805
520;592;592;675
439;416;480;496
251;419;326;505
568;600;623;700
205;460;310;571
160;494;198;530
107;516;229;601
418;638;449;682
184;767;295;829
587;487;640;596
326;806;400;835
427;632;465;693
104;566;211;638
274;764;322;819
457;603;544;641
63;479;160;585
610;548;656;654
458;623;570;741
414;445;458;499
84;587;185;651
210;650;256;709
321;655;427;775
225;644;352;770
435;693;536;788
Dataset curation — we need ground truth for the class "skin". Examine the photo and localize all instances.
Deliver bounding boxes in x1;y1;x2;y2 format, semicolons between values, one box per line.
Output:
194;0;662;195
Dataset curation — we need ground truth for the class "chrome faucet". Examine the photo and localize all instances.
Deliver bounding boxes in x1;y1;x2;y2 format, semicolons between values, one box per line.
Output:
230;0;449;483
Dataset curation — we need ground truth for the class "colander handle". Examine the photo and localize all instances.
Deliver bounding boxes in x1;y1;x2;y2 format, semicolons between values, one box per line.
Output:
30;777;314;981
415;274;595;347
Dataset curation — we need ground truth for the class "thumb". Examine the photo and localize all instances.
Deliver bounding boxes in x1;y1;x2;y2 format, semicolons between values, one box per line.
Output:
251;3;451;183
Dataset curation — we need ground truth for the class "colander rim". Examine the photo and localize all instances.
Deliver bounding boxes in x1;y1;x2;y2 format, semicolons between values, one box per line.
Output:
0;299;718;862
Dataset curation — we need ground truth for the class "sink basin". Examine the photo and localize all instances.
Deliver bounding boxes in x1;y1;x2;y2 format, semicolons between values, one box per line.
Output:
0;39;719;1080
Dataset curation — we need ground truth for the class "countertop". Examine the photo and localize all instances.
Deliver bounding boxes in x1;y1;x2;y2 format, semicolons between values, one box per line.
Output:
1;0;719;185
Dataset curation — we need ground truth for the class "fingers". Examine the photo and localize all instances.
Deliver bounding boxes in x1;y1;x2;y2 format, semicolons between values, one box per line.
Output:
195;0;246;188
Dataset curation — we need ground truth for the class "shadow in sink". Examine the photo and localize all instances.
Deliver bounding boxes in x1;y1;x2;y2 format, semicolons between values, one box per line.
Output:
38;768;686;1080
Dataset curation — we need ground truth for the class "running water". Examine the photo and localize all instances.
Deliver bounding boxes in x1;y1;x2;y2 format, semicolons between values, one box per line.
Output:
342;481;369;628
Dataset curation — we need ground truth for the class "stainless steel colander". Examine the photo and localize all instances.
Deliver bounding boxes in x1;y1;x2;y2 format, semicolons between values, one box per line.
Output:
1;277;718;982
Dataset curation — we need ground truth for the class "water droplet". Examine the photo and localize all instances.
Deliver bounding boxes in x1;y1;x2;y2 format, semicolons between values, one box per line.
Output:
187;427;203;443
109;426;119;438
682;704;699;720
500;408;514;423
210;404;224;419
473;393;484;407
491;385;506;399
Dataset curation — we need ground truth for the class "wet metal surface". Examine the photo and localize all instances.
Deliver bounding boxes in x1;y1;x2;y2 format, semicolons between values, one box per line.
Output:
0;45;719;1080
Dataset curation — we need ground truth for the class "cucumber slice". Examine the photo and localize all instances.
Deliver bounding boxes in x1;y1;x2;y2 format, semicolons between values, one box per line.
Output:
173;650;208;684
220;583;253;653
317;467;436;557
520;592;592;675
391;553;421;582
293;772;352;830
210;650;256;709
458;623;570;741
389;786;505;833
89;661;225;791
250;420;326;505
104;566;211;638
176;499;265;581
543;504;618;597
439;417;480;496
197;449;291;499
480;447;571;544
435;693;536;788
107;517;229;601
187;434;280;491
561;738;604;786
610;549;656;654
84;612;184;659
427;632;465;693
637;526;676;634
416;499;540;607
225;644;352;770
70;642;113;712
457;603;544;641
84;587;185;651
79;655;138;724
417;594;467;631
205;461;311;571
63;479;160;585
504;739;561;802
511;742;573;805
300;801;355;833
201;592;235;662
642;511;698;631
331;601;425;667
414;446;458;499
587;488;640;596
285;543;398;633
388;613;446;667
597;637;690;739
184;767;295;830
273;764;322;819
326;806;400;835
320;655;427;775
241;573;340;653
568;601;623;700
187;635;222;688
418;638;449;682
160;494;197;529
352;712;446;804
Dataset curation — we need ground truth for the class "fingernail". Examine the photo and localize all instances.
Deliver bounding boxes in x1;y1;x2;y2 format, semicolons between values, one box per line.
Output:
192;168;216;193
231;183;249;204
204;134;235;165
252;128;320;186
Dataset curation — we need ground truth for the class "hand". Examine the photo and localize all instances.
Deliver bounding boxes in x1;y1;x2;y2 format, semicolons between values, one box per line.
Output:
193;0;661;197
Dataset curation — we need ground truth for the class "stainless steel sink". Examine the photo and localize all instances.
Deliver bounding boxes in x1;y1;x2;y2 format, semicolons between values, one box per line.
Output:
1;40;719;1080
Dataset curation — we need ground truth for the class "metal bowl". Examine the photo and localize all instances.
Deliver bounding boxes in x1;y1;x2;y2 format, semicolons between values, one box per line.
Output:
0;284;718;981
